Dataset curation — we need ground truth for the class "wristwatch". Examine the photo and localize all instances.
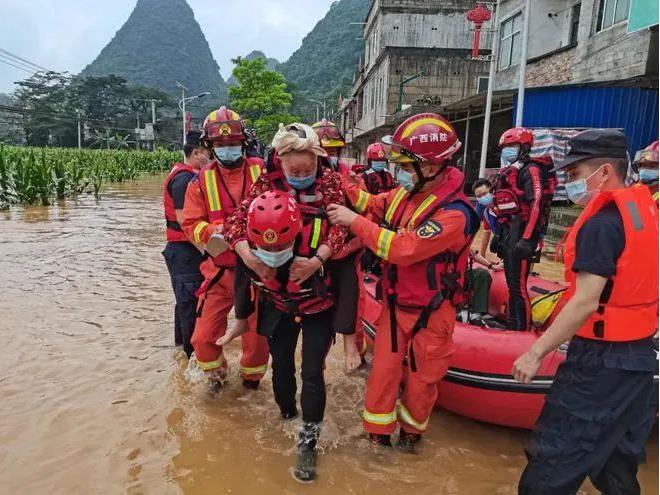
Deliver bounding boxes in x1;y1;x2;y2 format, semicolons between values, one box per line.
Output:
314;253;326;265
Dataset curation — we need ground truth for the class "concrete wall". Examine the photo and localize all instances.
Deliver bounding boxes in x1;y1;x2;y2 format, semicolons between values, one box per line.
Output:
494;0;655;90
572;0;653;83
364;0;495;72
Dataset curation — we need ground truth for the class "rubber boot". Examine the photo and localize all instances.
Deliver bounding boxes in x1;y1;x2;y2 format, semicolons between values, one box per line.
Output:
396;429;421;453
242;378;260;390
207;368;227;392
368;433;392;447
280;407;298;421
292;422;320;483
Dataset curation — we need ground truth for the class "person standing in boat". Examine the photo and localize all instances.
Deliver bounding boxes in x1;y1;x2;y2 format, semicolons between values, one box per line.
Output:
490;128;556;330
328;113;479;452
513;129;659;494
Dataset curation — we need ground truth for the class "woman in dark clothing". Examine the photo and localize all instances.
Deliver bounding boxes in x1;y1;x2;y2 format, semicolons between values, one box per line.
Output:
220;123;349;483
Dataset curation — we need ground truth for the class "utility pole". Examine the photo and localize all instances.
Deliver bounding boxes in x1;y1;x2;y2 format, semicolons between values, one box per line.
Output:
77;110;81;149
151;99;157;151
177;81;188;147
479;0;500;179
515;0;531;126
136;112;140;150
309;98;327;120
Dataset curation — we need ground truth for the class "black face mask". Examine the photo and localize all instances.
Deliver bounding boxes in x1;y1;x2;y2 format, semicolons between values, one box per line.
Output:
218;156;244;169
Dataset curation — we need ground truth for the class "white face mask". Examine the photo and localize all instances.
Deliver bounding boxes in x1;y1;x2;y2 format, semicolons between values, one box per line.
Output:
252;246;294;268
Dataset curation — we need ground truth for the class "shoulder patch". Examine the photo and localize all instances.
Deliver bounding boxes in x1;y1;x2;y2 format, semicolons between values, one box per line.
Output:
416;219;443;239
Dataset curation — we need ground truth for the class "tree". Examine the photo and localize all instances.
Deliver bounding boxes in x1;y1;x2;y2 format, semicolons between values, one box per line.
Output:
229;58;299;143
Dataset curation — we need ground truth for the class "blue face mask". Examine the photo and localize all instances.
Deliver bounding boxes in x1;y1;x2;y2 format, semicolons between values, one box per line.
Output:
371;161;387;172
214;146;243;167
565;166;604;206
395;168;416;192
639;168;659;184
253;247;294;268
477;192;494;207
285;172;316;190
500;146;519;168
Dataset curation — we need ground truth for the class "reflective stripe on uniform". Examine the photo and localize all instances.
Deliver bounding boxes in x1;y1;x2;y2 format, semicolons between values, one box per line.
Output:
249;164;261;183
376;228;395;259
204;169;222;212
408;193;437;229
355;190;371;213
310;218;322;249
397;402;429;431
240;363;268;376
196;355;226;371
193;221;210;244
363;408;397;426
385;187;407;224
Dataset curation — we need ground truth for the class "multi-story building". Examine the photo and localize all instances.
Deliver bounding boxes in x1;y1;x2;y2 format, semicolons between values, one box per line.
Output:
340;0;492;163
342;0;658;180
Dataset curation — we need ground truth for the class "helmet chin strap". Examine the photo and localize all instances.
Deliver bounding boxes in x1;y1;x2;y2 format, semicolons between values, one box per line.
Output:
411;161;445;195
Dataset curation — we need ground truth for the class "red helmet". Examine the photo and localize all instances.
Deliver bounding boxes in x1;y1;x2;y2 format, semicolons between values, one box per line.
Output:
499;127;534;148
247;190;302;249
312;119;346;149
201;106;245;144
634;140;659;165
382;113;461;166
367;142;387;161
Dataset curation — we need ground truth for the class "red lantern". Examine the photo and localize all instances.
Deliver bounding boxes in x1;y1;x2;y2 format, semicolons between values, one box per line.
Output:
466;3;493;59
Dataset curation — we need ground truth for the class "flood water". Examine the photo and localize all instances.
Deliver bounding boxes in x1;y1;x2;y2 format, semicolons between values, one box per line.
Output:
0;174;657;494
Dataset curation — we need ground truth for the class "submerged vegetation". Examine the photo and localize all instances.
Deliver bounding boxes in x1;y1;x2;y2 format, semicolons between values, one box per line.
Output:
0;146;178;208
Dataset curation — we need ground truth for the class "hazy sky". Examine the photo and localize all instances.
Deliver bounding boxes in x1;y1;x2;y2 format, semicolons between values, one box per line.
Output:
0;0;336;93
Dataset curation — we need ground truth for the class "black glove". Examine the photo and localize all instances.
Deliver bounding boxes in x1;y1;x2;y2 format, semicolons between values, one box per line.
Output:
514;238;537;259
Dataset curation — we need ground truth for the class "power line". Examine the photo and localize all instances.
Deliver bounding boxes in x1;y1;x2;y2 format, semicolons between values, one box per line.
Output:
0;57;37;74
0;48;50;72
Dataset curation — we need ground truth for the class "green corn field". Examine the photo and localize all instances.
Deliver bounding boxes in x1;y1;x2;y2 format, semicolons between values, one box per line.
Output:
0;146;180;208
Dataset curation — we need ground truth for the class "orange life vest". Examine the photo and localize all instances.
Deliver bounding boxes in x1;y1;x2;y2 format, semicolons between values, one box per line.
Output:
197;157;262;267
563;186;659;341
163;163;196;242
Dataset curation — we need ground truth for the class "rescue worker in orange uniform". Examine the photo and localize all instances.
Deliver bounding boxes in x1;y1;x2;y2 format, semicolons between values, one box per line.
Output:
513;129;659;494
352;142;396;195
328;113;479;451
162;130;212;357
312;118;365;371
181;107;269;389
633;139;659;203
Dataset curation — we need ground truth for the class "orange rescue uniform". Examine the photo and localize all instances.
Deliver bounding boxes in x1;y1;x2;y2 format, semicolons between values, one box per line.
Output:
182;159;269;381
345;170;476;434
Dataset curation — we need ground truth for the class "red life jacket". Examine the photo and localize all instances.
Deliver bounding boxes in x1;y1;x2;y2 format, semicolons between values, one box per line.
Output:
163;163;196;242
563;186;659;342
382;167;479;310
359;168;396;195
249;154;334;315
492;159;556;225
197;157;263;267
249;218;335;316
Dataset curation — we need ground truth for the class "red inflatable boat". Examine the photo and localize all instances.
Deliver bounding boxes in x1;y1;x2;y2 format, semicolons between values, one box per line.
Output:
361;266;567;429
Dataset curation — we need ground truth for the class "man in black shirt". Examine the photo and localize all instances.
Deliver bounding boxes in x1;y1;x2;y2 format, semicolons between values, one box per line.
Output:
513;129;658;494
162;131;212;356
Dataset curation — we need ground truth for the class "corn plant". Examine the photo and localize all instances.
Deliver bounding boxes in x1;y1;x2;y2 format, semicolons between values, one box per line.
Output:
0;146;179;206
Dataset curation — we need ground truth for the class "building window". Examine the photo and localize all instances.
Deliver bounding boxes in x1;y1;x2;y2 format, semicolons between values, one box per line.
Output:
597;0;630;31
569;3;581;45
498;12;522;71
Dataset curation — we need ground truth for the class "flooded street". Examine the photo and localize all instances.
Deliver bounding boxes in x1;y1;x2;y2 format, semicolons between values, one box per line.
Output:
0;174;656;494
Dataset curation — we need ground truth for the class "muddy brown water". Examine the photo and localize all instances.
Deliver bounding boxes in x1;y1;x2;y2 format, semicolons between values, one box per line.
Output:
0;175;656;494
